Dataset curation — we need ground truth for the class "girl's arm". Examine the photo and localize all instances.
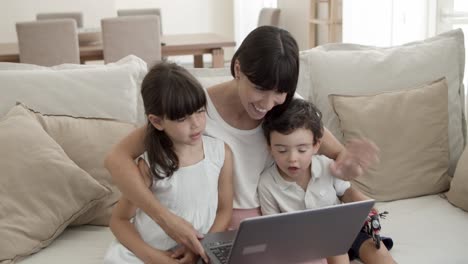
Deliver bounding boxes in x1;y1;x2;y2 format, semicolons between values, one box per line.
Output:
109;197;176;264
208;143;234;233
110;160;177;264
105;125;209;262
319;128;379;181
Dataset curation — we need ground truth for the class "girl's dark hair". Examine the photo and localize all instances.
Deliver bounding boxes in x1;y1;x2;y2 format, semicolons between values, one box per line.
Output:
141;61;206;179
262;98;323;146
230;26;299;116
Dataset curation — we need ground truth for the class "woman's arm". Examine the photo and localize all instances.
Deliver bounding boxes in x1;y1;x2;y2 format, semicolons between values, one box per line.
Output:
208;144;234;233
319;128;379;181
105;125;209;262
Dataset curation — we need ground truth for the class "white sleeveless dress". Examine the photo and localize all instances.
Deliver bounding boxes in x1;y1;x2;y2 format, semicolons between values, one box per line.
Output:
104;136;225;263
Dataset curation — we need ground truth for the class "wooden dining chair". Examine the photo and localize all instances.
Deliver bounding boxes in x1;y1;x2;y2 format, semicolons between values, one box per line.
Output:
16;19;80;66
117;8;163;35
258;8;281;27
101;15;161;67
36;12;84;28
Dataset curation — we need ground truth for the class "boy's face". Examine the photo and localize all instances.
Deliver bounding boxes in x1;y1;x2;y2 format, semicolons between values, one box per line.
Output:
269;128;320;181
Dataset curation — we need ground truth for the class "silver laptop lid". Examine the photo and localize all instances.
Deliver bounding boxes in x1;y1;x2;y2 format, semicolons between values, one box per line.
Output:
227;200;374;264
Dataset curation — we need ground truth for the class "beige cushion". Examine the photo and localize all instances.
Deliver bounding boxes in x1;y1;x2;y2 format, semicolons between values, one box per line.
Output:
329;78;451;201
24;105;136;225
0;105;109;262
447;146;468;211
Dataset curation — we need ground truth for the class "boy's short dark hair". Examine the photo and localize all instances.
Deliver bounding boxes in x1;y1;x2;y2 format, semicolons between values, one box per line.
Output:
262;98;323;145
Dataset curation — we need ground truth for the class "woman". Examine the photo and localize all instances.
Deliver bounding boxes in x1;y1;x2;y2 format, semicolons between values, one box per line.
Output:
105;26;378;262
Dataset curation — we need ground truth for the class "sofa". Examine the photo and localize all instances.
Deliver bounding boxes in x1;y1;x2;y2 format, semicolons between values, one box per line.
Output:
1;29;467;264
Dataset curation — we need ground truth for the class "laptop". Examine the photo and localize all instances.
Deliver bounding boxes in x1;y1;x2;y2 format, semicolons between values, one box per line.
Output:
200;200;374;264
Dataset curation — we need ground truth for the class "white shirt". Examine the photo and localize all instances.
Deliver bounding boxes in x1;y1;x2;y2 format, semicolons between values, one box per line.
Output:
104;136;225;264
258;155;351;215
204;89;273;209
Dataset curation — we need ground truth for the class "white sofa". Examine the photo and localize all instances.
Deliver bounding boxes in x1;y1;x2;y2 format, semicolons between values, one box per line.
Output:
1;29;467;264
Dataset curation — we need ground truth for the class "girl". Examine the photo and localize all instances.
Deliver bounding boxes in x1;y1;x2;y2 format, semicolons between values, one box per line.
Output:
105;26;379;262
104;62;233;264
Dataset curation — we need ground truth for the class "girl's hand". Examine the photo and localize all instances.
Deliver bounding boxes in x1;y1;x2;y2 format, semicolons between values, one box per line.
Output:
142;248;179;264
171;246;201;264
163;214;209;263
330;139;380;181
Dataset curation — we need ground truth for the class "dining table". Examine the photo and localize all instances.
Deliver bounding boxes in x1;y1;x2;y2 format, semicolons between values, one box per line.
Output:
0;32;236;68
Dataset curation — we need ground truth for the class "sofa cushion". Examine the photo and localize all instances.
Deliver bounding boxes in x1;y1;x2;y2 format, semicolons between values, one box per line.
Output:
23;104;137;225
0;55;147;124
0;105;109;263
330;78;450;201
446;145;468;211
299;29;465;176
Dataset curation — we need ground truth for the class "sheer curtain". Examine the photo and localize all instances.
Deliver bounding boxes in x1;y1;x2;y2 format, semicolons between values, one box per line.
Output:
233;0;276;49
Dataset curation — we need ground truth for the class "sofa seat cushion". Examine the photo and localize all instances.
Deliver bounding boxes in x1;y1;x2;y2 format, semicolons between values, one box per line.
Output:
19;226;114;264
375;195;468;263
17;196;468;264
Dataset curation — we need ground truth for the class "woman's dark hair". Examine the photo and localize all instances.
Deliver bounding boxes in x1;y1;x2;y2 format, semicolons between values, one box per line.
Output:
141;61;206;179
262;98;323;146
230;26;299;117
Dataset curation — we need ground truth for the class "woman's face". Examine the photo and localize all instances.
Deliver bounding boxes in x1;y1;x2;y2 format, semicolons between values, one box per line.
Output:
237;71;287;120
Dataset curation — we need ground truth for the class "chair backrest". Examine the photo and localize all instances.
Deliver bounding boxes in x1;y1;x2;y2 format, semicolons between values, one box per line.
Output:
117;8;162;35
36;12;83;28
16;19;80;66
101;15;161;67
258;8;281;27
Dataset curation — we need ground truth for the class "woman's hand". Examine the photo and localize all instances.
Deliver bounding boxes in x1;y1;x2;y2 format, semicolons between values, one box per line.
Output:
330;139;379;181
162;214;209;263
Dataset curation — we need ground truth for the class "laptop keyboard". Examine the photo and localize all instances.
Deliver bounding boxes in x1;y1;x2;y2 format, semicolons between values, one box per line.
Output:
209;242;232;264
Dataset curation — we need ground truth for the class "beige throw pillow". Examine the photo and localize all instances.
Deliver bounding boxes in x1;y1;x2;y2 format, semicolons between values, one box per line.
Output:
329;78;451;201
0;105;109;263
446;146;468;211
21;105;137;226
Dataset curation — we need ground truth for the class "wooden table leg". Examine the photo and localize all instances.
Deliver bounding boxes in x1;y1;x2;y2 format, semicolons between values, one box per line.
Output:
212;48;224;68
194;55;204;68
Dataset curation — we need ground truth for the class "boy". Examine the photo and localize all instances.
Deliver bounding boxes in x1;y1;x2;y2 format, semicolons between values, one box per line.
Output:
258;98;395;264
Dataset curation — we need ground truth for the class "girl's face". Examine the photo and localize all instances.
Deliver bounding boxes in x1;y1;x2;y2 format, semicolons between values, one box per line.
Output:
151;108;206;146
269;128;321;182
237;70;287;120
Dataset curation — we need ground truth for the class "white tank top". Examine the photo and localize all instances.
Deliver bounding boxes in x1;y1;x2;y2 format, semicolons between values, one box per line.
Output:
204;89;273;209
104;136;225;263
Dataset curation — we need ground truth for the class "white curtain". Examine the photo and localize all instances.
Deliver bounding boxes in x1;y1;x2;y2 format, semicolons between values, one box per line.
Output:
233;0;277;49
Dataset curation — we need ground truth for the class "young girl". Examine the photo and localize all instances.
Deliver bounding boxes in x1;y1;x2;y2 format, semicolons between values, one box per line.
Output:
104;62;233;264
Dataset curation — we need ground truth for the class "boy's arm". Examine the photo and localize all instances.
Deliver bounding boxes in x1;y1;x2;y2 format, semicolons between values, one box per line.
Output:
339;186;371;203
208;143;234;233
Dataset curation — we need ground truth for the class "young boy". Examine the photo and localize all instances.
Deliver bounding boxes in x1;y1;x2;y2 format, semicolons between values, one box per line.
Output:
258;98;395;264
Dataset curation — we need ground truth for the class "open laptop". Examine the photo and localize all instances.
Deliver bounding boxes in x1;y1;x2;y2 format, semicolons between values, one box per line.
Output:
201;200;374;264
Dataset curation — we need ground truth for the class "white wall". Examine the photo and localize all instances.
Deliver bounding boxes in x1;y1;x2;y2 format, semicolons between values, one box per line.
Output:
0;0;115;43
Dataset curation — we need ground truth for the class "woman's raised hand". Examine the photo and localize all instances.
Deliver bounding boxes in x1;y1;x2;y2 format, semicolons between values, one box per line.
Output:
330;138;380;181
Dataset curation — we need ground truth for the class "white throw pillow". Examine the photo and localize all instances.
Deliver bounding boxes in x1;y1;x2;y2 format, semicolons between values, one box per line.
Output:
0;55;147;124
299;29;466;175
